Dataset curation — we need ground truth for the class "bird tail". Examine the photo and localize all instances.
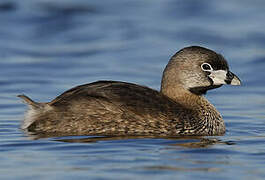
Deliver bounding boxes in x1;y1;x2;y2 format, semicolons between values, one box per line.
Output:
17;94;46;130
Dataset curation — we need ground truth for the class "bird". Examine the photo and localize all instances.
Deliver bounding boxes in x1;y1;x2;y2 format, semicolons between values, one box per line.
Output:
18;46;241;137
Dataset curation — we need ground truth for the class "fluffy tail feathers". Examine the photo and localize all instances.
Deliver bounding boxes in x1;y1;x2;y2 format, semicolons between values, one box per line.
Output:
17;94;44;109
18;94;48;130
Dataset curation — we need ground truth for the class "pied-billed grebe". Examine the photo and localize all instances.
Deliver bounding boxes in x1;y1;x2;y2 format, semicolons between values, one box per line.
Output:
18;46;241;136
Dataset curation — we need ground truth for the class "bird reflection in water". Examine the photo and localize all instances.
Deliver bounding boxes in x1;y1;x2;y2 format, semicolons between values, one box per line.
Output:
25;131;235;148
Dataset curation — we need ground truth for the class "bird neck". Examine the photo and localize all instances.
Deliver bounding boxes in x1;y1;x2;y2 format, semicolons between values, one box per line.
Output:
161;84;225;135
161;84;205;108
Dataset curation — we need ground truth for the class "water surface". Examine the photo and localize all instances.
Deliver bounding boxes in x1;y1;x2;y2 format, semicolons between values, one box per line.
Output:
0;0;265;179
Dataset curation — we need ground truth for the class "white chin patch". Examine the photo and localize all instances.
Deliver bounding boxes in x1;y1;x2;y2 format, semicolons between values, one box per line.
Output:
209;70;227;85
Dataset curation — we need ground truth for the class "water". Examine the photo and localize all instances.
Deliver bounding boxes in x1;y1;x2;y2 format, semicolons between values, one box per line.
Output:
0;0;265;179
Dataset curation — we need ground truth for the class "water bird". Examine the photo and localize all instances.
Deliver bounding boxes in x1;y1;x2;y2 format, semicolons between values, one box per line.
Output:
18;46;241;136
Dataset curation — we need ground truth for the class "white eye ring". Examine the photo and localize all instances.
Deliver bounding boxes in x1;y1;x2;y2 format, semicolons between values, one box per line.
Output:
201;63;213;71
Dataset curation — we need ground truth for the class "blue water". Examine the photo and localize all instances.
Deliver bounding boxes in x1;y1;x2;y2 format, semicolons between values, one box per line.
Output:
0;0;265;179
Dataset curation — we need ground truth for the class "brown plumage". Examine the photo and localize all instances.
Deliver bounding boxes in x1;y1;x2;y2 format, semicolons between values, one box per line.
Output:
18;46;241;137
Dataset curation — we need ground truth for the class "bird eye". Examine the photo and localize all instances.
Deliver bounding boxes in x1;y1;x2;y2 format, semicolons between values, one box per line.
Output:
201;63;213;71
